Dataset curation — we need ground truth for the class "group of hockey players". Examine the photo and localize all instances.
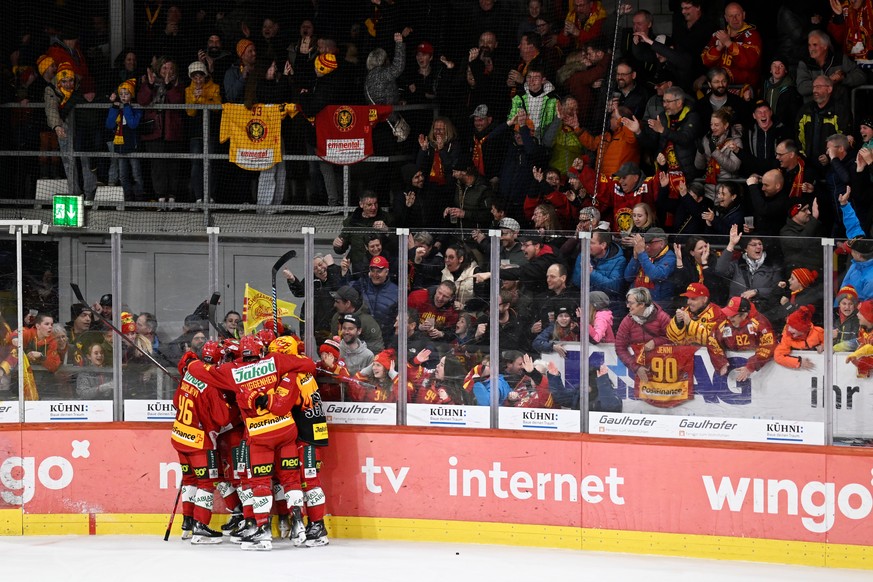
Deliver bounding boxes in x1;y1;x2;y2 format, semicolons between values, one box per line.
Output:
169;326;329;551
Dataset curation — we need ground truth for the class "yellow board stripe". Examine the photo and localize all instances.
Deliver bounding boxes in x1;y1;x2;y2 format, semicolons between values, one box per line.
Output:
22;513;89;535
4;513;871;570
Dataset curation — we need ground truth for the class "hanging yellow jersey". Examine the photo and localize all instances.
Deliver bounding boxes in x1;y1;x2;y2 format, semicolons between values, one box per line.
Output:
220;103;298;171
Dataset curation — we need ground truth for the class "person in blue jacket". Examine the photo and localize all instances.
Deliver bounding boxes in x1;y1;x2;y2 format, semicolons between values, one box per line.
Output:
105;78;143;202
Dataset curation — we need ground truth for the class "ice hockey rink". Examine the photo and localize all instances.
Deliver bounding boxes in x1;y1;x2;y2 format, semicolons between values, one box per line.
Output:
2;536;870;581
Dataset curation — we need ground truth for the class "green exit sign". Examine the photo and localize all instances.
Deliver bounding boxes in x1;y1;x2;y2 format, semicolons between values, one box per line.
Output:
53;195;84;227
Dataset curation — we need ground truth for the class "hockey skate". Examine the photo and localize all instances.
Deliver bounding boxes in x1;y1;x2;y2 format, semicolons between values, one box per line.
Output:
229;518;257;544
240;523;272;551
191;521;223;544
180;515;194;540
221;513;244;535
304;519;329;547
290;507;306;547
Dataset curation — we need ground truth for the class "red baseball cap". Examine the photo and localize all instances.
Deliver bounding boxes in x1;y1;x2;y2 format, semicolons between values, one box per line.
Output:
370;256;389;269
680;283;709;298
416;42;434;55
721;296;752;318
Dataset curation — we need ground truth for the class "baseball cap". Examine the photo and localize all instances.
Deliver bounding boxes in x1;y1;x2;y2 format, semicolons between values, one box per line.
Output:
613;162;642;178
470;104;489;118
721;296;752;318
498;217;520;232
416;42;434;55
330;285;360;303
100;293;112;306
680;283;709;298
370;256;389;269
644;227;667;243
340;313;361;328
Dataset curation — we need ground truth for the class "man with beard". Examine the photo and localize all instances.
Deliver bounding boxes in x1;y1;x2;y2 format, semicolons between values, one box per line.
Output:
336;314;373;377
467;31;511;119
613;60;648;121
695;67;749;127
198;33;233;97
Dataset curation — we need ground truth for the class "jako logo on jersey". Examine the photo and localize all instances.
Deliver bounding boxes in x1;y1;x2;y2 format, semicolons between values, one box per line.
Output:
183;372;207;393
233;360;277;384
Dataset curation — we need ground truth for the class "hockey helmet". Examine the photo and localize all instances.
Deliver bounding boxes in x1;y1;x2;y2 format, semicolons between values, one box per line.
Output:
269;334;301;356
239;335;264;359
201;340;223;364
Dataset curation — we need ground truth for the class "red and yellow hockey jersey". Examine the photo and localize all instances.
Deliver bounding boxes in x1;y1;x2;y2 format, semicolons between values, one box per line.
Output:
219;103;297;171
315;104;392;165
634;344;698;407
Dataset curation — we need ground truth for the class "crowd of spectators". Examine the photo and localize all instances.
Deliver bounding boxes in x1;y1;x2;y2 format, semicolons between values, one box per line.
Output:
4;1;873;410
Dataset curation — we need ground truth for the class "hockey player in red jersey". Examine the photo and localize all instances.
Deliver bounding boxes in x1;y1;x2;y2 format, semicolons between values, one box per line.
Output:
170;350;234;544
204;334;316;550
269;335;331;547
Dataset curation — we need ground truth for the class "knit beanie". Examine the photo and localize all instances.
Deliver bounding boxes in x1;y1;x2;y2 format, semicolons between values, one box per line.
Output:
236;38;254;58
319;337;341;359
70;303;90;321
373;349;394;371
315;53;338;75
791;268;818;288
859;300;873;324
786;305;814;335
36;54;54;76
117;78;136;98
836;284;858;304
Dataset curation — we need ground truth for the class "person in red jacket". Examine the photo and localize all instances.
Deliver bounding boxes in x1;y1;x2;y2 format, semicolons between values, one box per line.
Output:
407;282;460;341
700;2;762;88
615;287;671;377
594;161;658;232
707;296;775;382
204;334;316;551
170;351;233;544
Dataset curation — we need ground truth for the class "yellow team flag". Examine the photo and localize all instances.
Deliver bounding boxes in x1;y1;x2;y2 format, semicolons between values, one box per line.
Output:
242;283;302;335
20;350;40;401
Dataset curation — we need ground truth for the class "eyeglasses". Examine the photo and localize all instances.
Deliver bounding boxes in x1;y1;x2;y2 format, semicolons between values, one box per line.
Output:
774;151;789;157
615;72;633;77
663;98;681;104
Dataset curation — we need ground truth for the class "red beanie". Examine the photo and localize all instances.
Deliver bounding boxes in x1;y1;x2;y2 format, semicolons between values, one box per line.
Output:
373;349;395;371
319;337;341;359
786;305;814;335
791;268;818;288
858;300;873;324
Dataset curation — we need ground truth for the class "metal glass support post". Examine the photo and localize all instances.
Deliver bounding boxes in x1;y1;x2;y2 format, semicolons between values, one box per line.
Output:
822;238;835;446
342;165;350;216
207;227;220;340
488;229;501;428
579;232;591;433
396;229;410;425
110;227;123;420
15;225;24;422
302;227;316;364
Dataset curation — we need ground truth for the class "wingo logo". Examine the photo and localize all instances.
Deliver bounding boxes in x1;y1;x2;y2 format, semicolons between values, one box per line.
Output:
702;468;873;533
0;440;89;505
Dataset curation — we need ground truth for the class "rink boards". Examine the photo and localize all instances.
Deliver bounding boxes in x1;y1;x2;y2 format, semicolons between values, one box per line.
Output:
0;424;871;569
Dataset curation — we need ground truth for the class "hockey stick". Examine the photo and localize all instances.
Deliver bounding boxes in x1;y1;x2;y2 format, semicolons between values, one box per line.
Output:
70;283;176;379
163;482;183;541
271;250;297;334
207;292;233;340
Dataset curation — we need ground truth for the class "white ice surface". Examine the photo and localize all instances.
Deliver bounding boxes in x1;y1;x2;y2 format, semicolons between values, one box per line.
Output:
1;536;871;582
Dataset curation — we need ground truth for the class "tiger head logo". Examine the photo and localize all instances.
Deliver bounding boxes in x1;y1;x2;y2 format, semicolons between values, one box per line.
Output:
246;119;267;143
334;106;355;132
